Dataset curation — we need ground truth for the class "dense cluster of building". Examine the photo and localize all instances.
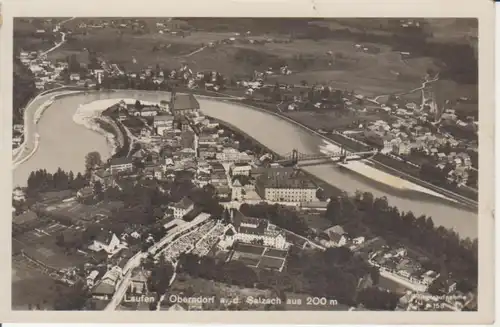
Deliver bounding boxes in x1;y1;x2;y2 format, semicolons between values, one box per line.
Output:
359;113;475;186
368;247;440;293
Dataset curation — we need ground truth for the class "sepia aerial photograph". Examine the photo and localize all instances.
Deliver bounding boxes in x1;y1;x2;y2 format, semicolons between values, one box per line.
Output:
11;17;480;313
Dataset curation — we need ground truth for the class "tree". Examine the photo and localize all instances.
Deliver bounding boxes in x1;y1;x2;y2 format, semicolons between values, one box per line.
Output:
148;256;175;294
370;267;380;285
93;180;103;197
55;232;65;246
135;100;143;110
356;287;399;310
85;151;102;171
427;277;448;296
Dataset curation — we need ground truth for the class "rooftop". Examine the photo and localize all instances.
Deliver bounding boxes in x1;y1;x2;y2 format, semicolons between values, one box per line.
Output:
94;231;116;245
324;225;346;235
110;157;133;166
13;210;38;225
173;196;194;210
154;114;174;122
92;281;115;296
257;168;316;190
171;93;200;112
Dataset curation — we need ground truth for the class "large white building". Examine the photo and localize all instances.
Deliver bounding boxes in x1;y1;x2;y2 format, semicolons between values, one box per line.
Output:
215;147;252;163
230;162;252;176
109;157;134;174
154;114;175;136
219;210;289;250
169;196;195;219
255;168;318;203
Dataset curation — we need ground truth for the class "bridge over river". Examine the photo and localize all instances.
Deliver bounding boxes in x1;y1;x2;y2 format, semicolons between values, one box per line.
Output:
276;147;378;167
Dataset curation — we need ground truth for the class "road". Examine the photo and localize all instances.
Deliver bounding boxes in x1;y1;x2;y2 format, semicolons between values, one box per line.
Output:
40;17;75;56
104;252;146;311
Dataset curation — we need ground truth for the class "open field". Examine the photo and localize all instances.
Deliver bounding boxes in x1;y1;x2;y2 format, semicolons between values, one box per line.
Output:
12;221;89;269
12;258;72;310
234;243;266;255
46;48;91;64
263;248;288;259
230;243;288;271
267;69;420;97
431;79;478;105
257;256;285;270
41;199;124;223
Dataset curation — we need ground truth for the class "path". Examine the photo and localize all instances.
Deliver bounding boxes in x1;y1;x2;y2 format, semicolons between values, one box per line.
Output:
183;46;207;58
368;74;440;105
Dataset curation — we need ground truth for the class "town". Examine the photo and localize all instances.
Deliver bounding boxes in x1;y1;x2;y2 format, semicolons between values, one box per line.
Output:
12;17;478;312
13;18;479;200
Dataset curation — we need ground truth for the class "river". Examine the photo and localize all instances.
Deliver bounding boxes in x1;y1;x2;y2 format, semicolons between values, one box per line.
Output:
12;90;477;238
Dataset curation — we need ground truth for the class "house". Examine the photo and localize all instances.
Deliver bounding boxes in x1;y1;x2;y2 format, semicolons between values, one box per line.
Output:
211;172;227;184
129;268;149;294
12;188;26;202
168;303;187;311
70;73;81;81
91;281;115;300
323;225;349;247
216;148;252;163
352;236;365;245
198;146;218;160
118;111;128;121
154;115;174;135
91;169;114;189
88;231;121;255
215;185;231;200
198;134;217;146
232;179;244;201
130;231;141;239
86;270;100;287
140;106;158;117
77;186;94;199
92;267;122;299
109;157;134;174
169;196;195;219
230;162;252;176
421;270;440;286
154;168;164;180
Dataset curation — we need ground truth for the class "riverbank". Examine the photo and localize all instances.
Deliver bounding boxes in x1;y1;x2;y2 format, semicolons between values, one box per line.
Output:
13;90;85;170
73;102;121;157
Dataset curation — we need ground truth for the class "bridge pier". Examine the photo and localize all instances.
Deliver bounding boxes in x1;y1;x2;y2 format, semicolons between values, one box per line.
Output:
291;149;298;165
